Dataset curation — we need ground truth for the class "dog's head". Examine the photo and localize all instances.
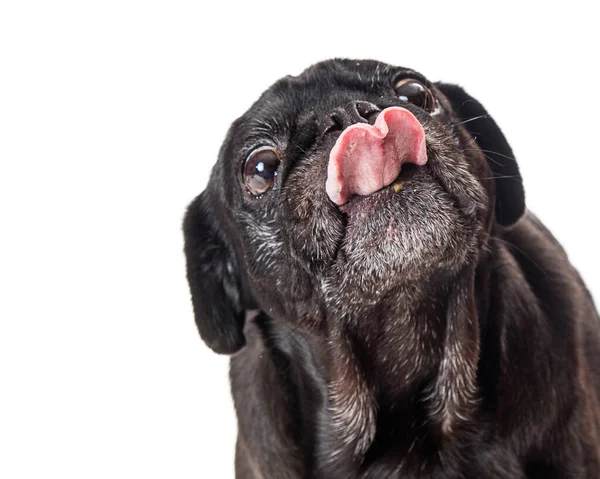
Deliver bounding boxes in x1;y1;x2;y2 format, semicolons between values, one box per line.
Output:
184;59;524;355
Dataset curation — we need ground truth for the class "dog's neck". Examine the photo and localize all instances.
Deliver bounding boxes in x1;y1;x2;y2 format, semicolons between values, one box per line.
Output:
266;264;487;471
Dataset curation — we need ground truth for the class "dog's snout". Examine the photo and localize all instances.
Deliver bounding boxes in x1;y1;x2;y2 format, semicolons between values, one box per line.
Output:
321;101;380;136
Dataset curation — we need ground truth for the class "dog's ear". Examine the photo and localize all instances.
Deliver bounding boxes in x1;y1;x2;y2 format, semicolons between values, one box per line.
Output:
436;83;525;227
183;191;245;354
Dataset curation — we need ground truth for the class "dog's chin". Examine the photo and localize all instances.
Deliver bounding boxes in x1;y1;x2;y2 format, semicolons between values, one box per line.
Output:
330;166;475;295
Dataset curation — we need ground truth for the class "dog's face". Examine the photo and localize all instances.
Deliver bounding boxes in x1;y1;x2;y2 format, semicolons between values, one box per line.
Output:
184;59;525;354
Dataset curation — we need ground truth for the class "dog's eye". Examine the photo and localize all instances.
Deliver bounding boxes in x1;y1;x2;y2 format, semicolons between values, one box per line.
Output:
243;147;280;196
394;79;435;113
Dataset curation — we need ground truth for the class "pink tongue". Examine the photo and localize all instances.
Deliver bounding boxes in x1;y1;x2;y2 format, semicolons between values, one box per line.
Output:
325;106;427;205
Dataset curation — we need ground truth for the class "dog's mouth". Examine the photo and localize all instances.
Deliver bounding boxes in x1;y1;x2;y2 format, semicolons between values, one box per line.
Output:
325;107;428;206
326;106;485;226
338;163;422;214
323;121;486;277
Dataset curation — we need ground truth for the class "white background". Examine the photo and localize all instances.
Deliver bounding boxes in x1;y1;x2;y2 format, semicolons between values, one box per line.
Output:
1;1;598;478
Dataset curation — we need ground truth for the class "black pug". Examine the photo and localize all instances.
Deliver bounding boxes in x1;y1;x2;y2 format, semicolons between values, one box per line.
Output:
183;59;600;478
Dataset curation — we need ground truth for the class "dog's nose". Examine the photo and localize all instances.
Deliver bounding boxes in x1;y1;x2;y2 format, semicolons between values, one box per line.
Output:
322;101;380;135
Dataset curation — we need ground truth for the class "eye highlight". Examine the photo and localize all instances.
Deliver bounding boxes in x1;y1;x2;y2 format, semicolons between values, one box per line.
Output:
243;146;280;196
394;79;436;113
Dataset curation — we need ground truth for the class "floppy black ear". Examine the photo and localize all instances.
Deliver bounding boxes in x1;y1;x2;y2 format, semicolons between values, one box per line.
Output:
183;192;245;354
436;83;525;227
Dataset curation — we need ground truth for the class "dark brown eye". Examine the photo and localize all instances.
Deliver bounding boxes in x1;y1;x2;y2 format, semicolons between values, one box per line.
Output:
243;147;280;196
394;79;436;113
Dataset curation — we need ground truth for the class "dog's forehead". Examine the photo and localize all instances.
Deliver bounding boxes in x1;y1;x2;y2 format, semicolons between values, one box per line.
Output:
240;60;425;129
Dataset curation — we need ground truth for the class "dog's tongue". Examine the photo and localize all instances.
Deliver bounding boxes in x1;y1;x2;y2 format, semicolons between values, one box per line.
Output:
326;107;427;205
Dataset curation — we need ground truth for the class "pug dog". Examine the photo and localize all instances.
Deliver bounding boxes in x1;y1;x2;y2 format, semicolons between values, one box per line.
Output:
183;59;600;478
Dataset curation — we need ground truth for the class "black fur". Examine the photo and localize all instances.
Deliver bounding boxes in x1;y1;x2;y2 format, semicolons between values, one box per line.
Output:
183;191;245;354
184;59;600;478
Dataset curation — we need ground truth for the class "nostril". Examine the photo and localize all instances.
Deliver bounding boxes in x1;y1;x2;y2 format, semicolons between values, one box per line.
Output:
364;110;380;125
355;101;380;125
330;111;345;130
321;112;344;136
